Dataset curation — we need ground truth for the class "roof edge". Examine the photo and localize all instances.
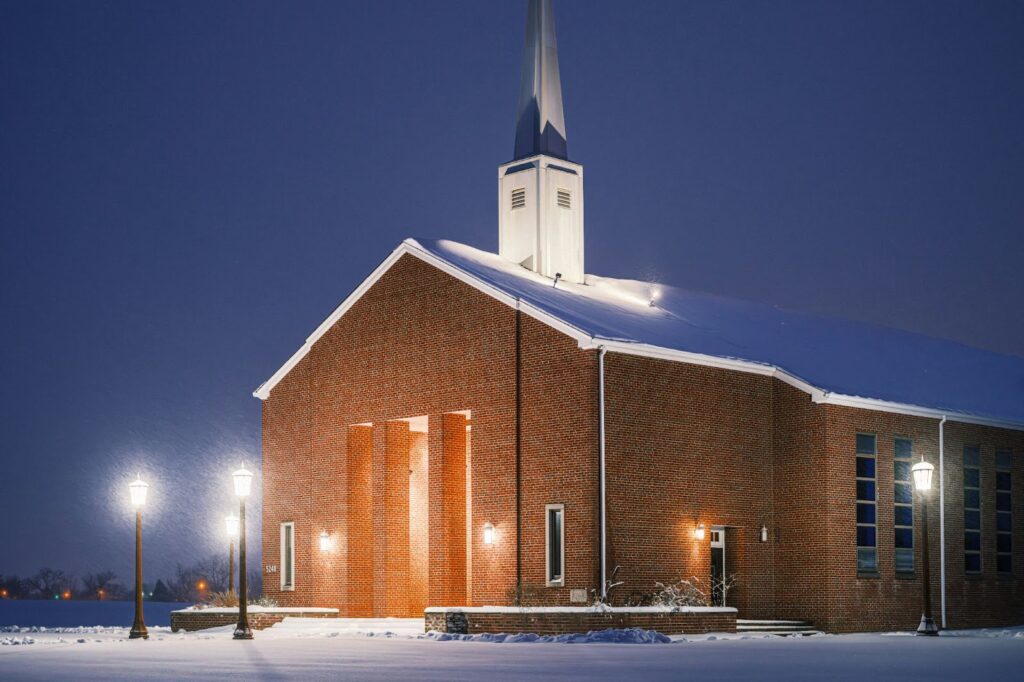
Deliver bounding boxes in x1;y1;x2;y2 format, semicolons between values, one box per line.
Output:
252;240;1024;433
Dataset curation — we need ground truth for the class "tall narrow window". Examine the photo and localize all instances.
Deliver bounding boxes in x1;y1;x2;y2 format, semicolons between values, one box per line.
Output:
996;451;1013;574
963;446;981;574
894;438;914;574
856;434;878;573
280;522;295;590
546;504;564;586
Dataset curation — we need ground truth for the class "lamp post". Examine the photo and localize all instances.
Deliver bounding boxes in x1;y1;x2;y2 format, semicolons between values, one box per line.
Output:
226;513;240;595
232;464;254;640
128;475;149;640
912;458;939;636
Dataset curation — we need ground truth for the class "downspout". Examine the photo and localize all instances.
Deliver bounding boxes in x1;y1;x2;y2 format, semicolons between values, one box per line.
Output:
515;303;523;596
598;346;607;598
938;415;947;628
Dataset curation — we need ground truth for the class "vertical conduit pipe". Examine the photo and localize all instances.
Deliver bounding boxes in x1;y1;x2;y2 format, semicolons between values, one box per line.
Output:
598;347;607;598
939;415;947;628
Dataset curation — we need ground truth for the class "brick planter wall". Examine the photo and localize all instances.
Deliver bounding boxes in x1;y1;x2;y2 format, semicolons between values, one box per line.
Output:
425;607;736;635
170;608;338;633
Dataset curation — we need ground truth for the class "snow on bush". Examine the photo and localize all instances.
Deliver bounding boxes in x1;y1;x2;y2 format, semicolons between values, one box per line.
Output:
651;575;736;609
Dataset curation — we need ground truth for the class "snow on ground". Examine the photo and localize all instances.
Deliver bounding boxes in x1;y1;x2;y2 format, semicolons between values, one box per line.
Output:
1;618;1022;681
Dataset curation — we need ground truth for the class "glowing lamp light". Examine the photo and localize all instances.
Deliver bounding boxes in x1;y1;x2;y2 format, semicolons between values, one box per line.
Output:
128;475;149;508
694;522;706;541
483;522;495;545
319;531;331;552
63;591;71;600
233;464;254;499
760;524;769;543
912;459;935;492
649;288;661;307
197;580;207;591
225;513;240;539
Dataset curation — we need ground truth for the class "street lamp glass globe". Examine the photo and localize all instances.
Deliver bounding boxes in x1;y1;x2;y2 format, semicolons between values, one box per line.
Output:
232;464;254;498
128;476;149;508
226;514;240;539
912;460;935;491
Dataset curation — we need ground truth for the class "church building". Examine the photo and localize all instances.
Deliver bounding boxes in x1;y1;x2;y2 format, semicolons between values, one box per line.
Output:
256;0;1023;633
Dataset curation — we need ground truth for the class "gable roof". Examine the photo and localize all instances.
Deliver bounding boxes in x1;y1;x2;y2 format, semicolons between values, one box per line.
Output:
254;238;1024;432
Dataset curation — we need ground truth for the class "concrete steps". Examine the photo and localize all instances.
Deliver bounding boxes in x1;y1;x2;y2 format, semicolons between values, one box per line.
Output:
736;619;823;636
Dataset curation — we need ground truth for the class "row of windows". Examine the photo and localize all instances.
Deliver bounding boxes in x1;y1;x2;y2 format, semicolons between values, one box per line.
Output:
855;435;1016;576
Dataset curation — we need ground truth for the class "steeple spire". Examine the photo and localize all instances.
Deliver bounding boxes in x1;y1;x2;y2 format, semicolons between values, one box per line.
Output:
513;0;568;161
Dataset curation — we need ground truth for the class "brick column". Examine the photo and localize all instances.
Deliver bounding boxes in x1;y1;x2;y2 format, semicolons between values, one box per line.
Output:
428;413;468;608
382;421;411;616
346;425;373;616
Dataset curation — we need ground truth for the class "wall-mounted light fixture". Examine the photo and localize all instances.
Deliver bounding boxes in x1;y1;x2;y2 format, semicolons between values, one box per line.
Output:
694;522;706;541
319;531;331;552
760;524;769;543
483;522;495;545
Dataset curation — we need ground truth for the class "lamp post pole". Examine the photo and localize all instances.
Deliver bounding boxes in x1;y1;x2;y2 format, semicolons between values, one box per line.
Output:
233;465;254;640
128;476;149;640
914;459;939;636
229;538;235;595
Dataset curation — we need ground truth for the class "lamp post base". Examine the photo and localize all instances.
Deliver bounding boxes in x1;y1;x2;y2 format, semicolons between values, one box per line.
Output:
129;624;149;640
916;614;939;636
233;625;253;640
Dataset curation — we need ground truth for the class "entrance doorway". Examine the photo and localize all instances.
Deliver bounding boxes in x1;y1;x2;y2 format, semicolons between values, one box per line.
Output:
710;526;726;606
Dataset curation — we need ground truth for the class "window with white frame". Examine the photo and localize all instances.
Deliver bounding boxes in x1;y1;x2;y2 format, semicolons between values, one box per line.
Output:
996;451;1013;574
894;438;914;574
545;504;564;586
280;522;295;590
856;434;878;573
963;446;981;574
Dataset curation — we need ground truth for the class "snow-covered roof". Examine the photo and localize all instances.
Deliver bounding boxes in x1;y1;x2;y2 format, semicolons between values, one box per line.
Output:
255;238;1024;431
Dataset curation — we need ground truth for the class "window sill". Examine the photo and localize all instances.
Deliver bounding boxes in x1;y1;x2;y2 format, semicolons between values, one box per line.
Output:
895;573;917;580
546;581;564;589
857;572;880;580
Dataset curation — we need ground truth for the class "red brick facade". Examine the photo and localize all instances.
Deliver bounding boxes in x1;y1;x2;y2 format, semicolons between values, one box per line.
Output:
261;253;1022;631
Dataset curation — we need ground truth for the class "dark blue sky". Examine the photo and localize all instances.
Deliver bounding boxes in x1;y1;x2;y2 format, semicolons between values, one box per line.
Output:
2;0;1022;581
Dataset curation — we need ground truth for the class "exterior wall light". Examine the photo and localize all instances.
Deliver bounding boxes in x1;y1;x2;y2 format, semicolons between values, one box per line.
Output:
760;524;769;543
129;475;149;508
319;531;331;552
483;522;495;545
694;522;706;541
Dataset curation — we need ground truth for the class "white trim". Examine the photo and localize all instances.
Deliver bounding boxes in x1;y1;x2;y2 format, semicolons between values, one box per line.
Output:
598;348;607;599
251;240;1024;433
280;521;295;591
545;503;565;587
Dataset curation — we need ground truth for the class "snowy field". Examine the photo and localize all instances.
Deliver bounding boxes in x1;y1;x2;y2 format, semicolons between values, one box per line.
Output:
1;617;1022;681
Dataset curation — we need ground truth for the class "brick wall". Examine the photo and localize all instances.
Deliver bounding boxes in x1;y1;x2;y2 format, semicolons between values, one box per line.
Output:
170;609;337;633
424;609;736;636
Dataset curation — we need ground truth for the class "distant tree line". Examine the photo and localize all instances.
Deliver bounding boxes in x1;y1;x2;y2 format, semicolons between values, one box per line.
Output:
1;554;262;603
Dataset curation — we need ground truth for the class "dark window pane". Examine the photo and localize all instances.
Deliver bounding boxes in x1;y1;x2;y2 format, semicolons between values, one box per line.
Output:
997;513;1012;532
857;481;876;502
895;439;913;459
996;472;1011;491
997;492;1011;512
856;457;875;479
965;553;981;572
895;483;913;504
895;548;914;574
895;528;914;548
548;508;563;581
996;555;1012;573
997;533;1012;554
857;526;876;548
857;503;876;524
858;548;877;572
894;461;911;482
965;531;981;552
963;447;980;467
895;506;914;526
964;469;979;488
995;452;1013;470
964;489;980;509
857;434;876;455
964;510;981;530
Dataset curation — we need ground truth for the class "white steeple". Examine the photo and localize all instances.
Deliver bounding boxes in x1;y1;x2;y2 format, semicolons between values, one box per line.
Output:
499;0;584;284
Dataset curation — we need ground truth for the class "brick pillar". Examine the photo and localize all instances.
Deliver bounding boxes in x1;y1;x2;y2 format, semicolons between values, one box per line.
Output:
346;425;374;616
382;421;411;616
428;413;468;608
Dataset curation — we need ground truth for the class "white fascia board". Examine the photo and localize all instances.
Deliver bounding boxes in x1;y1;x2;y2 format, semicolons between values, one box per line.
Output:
815;393;1024;432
